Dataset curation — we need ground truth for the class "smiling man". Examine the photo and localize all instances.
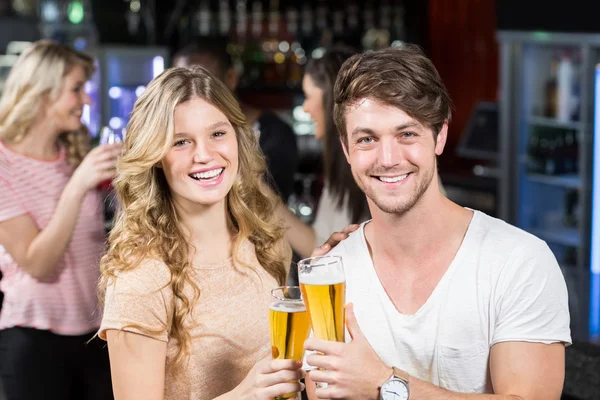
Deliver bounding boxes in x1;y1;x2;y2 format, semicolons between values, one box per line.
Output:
304;45;571;400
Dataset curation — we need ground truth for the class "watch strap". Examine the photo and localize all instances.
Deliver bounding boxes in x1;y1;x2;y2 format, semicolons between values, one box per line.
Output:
392;366;410;384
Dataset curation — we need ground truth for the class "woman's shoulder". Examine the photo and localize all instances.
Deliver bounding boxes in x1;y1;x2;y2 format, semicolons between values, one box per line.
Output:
110;258;172;293
0;143;16;178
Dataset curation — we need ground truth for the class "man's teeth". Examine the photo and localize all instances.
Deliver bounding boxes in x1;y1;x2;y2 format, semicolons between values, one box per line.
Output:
379;174;408;183
191;168;223;180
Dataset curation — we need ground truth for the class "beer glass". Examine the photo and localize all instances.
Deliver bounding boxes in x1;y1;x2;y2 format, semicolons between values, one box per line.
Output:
269;286;311;400
298;255;346;343
97;127;124;192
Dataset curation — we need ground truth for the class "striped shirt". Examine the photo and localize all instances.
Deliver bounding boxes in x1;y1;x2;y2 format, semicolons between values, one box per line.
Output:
0;139;106;335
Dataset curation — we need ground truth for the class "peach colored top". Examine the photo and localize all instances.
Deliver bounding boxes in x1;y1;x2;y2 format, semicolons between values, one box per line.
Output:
99;240;280;400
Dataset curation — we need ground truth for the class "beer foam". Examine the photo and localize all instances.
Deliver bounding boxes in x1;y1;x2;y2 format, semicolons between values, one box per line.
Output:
298;256;345;285
298;272;345;285
269;302;306;313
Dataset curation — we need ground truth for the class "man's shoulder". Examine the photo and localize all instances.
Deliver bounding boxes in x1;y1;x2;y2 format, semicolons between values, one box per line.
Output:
470;211;549;255
468;211;559;283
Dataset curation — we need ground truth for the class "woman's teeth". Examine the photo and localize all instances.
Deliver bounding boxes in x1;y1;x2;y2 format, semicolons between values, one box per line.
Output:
190;168;223;180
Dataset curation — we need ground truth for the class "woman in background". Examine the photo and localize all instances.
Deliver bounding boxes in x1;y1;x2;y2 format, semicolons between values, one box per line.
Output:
279;47;369;259
98;66;304;400
0;40;118;400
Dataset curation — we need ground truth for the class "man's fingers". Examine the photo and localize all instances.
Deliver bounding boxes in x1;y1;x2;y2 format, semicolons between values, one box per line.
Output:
314;385;339;399
304;337;344;355
308;369;339;385
305;354;339;372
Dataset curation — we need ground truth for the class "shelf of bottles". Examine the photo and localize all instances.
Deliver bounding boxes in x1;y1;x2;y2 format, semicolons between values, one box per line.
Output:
518;43;584;271
180;0;408;94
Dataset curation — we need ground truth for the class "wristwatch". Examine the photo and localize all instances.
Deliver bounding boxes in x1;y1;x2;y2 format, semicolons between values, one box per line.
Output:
379;367;410;400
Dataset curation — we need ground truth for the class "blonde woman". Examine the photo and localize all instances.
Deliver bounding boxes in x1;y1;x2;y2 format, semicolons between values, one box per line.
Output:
98;66;305;400
0;41;119;400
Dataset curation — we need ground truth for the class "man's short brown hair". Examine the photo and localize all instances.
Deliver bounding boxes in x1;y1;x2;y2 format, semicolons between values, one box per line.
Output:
333;44;452;144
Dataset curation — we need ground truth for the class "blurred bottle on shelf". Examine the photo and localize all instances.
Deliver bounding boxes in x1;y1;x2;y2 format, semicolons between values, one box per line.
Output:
544;56;559;118
218;0;231;37
556;51;581;122
183;1;408;93
527;126;579;175
564;246;578;266
195;0;213;37
570;52;582;122
557;53;574;122
564;189;580;228
563;130;578;173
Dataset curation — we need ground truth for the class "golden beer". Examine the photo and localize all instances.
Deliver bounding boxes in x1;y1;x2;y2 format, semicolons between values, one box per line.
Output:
269;303;311;360
269;286;311;400
300;281;346;342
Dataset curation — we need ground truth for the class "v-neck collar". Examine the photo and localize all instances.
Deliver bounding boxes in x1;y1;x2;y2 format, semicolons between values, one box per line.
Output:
356;210;479;318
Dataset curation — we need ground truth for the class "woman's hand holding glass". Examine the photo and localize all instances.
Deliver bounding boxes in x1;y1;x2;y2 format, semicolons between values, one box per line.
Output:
96;127;124;192
68;142;122;196
233;356;306;400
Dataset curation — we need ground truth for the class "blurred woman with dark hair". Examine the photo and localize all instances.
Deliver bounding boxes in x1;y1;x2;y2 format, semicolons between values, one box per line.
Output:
278;47;369;259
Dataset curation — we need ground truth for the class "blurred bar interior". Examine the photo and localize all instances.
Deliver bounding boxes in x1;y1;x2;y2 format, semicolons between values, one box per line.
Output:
1;0;600;398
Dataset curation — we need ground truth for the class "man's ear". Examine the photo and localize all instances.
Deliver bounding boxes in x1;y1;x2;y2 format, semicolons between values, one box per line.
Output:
434;120;449;156
341;136;351;164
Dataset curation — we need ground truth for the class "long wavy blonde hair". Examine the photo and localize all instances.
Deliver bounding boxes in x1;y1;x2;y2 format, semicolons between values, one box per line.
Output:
0;40;95;166
99;66;290;368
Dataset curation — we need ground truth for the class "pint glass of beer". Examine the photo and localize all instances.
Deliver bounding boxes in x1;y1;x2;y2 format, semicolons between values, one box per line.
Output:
298;255;346;343
269;286;311;400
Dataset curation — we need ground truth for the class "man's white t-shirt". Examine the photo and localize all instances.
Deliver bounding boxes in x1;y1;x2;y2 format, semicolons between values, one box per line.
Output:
327;210;571;394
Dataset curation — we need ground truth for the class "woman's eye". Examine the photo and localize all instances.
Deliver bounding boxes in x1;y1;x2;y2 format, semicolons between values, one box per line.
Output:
174;139;189;147
212;131;226;138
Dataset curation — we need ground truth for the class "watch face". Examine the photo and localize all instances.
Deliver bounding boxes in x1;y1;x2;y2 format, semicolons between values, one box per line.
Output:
381;379;409;400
